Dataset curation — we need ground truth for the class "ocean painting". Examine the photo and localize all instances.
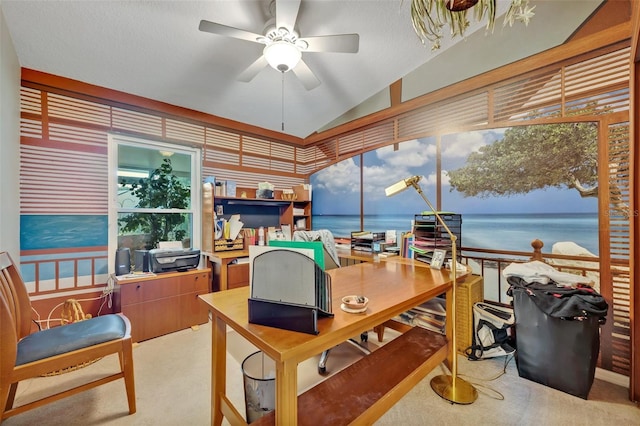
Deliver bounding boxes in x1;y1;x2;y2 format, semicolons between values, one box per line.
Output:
310;125;599;300
312;125;598;252
312;212;598;255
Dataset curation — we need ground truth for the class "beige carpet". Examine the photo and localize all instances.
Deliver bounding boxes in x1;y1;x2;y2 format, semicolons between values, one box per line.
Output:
3;321;639;425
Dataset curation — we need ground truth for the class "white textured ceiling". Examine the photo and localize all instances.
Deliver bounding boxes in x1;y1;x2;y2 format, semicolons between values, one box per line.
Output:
1;0;604;139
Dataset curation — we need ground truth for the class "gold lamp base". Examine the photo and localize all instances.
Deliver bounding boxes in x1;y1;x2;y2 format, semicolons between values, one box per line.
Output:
430;374;478;404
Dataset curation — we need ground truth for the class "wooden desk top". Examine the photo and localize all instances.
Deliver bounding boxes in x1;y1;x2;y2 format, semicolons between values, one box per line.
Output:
114;267;210;285
199;261;452;363
336;247;377;261
202;250;249;260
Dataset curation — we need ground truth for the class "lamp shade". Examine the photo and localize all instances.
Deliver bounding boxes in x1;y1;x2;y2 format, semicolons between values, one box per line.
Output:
264;41;301;73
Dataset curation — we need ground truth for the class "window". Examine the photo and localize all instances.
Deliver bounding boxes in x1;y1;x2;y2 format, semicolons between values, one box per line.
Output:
108;134;201;273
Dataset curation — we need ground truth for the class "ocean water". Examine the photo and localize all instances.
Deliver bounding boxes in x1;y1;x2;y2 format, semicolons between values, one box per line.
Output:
313;213;599;255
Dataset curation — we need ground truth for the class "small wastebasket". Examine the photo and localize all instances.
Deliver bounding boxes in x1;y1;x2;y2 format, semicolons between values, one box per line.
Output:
242;351;276;423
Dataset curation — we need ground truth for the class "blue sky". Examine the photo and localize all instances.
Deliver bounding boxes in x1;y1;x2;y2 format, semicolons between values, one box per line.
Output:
311;128;598;215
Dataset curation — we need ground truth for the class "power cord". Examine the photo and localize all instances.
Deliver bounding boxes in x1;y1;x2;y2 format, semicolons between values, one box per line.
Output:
102;274;116;311
457;354;516;400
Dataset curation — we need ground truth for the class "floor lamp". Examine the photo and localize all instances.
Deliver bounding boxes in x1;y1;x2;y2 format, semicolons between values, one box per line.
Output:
385;176;478;404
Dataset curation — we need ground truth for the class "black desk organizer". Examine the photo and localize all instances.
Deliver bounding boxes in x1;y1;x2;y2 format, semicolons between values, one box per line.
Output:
248;249;333;335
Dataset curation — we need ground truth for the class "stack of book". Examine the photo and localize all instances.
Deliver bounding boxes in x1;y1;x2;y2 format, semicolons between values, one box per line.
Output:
399;232;414;258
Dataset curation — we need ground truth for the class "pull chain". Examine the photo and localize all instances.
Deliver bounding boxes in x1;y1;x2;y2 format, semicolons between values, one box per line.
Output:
281;72;285;132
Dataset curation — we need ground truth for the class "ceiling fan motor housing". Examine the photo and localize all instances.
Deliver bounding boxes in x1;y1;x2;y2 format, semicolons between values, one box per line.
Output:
264;40;302;72
262;27;306;72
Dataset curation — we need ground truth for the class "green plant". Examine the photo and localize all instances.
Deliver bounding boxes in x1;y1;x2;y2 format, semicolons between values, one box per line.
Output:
118;158;191;250
410;0;535;50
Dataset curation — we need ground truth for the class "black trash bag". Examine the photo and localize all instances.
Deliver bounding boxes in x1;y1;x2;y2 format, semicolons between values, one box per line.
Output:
507;276;608;399
507;276;609;321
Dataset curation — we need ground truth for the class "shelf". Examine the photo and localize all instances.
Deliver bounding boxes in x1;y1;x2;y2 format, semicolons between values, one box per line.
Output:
202;184;312;253
413;213;461;262
220;198;291;207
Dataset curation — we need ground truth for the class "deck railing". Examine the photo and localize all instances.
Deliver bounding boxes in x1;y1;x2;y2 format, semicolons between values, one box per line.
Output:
20;249;109;296
459;239;603;305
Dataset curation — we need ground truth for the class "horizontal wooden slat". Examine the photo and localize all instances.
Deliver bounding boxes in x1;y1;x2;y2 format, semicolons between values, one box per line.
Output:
48;93;111;126
112;107;162;136
165;119;205;145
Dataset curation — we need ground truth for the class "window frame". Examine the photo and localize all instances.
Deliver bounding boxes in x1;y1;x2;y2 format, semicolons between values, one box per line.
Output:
107;134;201;273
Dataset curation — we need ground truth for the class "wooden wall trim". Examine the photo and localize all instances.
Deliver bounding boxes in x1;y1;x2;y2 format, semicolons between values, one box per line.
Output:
20;69;303;146
304;21;631;145
390;80;402;107
630;0;640;404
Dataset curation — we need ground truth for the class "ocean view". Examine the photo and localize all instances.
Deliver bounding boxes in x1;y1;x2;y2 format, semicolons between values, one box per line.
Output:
313;212;599;255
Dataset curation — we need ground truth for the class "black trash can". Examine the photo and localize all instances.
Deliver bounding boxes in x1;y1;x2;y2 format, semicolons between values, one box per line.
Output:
508;276;608;399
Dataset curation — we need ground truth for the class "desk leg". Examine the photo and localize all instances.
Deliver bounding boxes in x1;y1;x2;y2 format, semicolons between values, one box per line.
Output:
219;259;233;291
211;315;226;426
275;359;297;424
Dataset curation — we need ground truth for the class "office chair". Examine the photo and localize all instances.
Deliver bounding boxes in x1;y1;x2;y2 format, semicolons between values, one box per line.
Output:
0;252;136;423
292;230;370;374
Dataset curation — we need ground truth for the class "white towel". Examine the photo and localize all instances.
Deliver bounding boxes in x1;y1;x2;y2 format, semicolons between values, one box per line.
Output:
503;260;593;286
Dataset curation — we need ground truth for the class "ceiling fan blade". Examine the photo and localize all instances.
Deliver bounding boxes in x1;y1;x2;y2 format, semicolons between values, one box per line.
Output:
238;55;269;82
292;59;320;90
300;34;360;53
275;0;301;32
199;20;263;44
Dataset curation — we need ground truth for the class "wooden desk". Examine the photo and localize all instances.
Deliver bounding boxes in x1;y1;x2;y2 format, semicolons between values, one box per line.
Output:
199;261;453;425
204;250;249;291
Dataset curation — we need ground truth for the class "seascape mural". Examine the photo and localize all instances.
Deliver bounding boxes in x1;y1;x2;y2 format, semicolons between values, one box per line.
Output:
311;123;599;256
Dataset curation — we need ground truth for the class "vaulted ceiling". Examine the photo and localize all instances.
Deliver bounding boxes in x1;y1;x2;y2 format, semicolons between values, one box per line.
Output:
2;1;608;139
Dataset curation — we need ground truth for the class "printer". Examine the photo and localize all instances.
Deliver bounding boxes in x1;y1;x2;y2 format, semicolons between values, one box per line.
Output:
148;248;201;273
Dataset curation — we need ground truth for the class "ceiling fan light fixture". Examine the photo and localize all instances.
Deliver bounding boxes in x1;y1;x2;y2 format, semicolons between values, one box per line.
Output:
264;41;301;72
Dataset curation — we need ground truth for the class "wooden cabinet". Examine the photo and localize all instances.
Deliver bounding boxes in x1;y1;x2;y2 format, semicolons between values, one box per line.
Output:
227;263;250;289
202;183;312;253
113;268;211;342
209;252;250;291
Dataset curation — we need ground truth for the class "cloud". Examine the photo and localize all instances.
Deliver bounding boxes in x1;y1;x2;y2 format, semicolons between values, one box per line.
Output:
313;138;443;199
376;139;436;167
362;164;397;197
442;130;502;159
440;170;451;187
313;158;360;194
355;139;438;199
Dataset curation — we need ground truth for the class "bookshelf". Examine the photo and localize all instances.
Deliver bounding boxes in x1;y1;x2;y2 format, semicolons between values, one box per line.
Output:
202;183;312;254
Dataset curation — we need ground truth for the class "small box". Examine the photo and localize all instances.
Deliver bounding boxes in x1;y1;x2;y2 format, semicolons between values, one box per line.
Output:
293;184;311;201
226;180;237;197
256;189;274;199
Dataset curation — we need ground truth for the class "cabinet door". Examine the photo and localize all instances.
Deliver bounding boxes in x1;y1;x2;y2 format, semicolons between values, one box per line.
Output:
121;292;179;342
177;271;210;327
227;263;249;289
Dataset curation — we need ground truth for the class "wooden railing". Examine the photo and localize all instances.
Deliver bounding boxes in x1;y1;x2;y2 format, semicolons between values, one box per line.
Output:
459;239;603;305
20;250;109;296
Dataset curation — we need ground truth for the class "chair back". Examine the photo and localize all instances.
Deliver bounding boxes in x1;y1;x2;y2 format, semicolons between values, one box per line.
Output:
0;252;34;342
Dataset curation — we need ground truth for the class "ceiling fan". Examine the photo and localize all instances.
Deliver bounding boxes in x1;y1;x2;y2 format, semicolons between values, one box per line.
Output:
199;0;359;90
